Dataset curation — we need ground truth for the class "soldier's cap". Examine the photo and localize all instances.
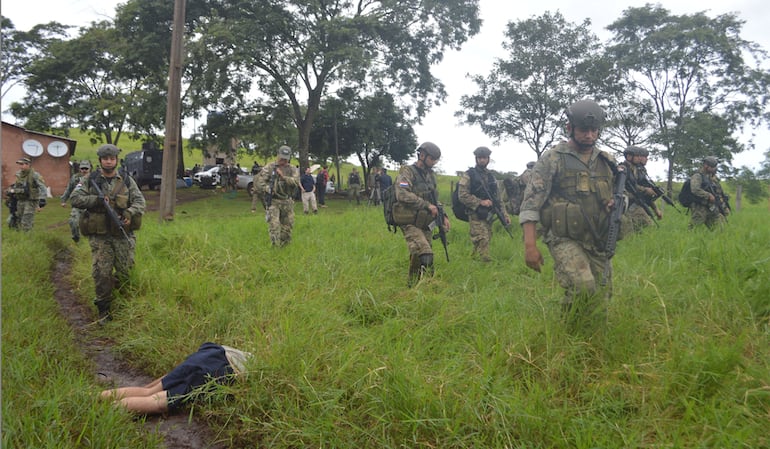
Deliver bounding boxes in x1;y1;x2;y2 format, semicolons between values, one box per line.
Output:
277;145;292;160
16;157;32;164
79;160;92;168
703;156;719;167
526;161;536;168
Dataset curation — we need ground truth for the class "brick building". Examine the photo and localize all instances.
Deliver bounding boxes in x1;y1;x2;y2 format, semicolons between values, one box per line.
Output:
1;122;78;196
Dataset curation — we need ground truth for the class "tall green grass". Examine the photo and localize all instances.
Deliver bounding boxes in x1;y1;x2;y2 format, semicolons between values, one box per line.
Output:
3;186;769;448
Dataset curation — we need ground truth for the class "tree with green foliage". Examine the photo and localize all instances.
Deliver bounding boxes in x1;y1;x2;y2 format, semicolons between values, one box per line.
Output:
203;0;481;170
9;20;167;145
606;4;770;193
458;11;613;159
727;166;769;204
310;91;416;187
1;18;69;101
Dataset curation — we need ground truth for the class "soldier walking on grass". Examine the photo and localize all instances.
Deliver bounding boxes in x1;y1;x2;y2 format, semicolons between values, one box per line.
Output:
688;156;730;230
7;157;48;231
394;142;451;286
70;144;146;322
457;146;510;262
61;160;92;242
519;99;622;335
254;145;300;246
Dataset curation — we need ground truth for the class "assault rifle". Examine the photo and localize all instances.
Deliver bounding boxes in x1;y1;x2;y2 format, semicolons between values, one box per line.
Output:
430;189;450;262
602;165;627;286
624;178;659;227
479;178;514;238
638;169;681;213
4;190;19;229
705;181;729;221
90;175;133;248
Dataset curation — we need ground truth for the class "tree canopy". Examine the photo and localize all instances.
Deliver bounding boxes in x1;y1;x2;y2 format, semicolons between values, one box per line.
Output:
606;4;770;189
199;0;481;169
458;11;610;159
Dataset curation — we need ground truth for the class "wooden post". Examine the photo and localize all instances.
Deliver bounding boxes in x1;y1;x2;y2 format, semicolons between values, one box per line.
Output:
159;0;186;222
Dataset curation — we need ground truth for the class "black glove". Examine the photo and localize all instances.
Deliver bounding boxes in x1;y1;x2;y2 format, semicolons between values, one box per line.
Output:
38;199;47;208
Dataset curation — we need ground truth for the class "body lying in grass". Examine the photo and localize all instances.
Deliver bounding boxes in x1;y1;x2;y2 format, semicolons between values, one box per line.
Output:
100;342;251;414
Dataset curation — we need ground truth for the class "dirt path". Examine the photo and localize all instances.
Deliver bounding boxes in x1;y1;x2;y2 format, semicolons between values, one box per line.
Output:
50;188;229;448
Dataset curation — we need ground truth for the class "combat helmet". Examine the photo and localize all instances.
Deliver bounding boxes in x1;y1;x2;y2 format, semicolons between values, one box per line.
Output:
703;156;719;167
417;142;441;160
566;99;605;129
96;144;120;158
473;146;492;158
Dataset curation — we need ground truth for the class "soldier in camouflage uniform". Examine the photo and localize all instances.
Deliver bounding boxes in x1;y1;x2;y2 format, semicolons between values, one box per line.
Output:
61;160;92;242
70;144;146;322
519;100;622;333
688;156;729;230
458;146;510;262
619;146;659;236
394;142;451;286
254;145;300;246
8;157;48;231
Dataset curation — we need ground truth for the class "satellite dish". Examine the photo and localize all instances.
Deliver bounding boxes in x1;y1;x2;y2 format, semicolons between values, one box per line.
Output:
47;141;69;157
22;139;44;157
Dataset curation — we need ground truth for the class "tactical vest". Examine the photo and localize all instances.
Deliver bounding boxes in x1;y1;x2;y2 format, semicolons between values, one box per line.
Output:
13;171;42;200
79;174;141;236
270;164;298;200
542;152;613;246
392;164;436;227
467;167;497;201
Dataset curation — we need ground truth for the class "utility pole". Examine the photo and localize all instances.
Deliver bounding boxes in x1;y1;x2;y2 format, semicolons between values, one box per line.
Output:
159;0;186;221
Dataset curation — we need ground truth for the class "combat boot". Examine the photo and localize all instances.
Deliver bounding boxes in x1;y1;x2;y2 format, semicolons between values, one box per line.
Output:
94;299;112;324
407;255;421;287
418;254;434;278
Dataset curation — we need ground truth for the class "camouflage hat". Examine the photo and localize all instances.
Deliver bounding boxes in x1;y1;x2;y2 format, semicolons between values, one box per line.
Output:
79;160;92;169
473;146;492;157
16;157;32;164
96;144;121;158
277;145;292;160
526;161;536;169
703;156;719;167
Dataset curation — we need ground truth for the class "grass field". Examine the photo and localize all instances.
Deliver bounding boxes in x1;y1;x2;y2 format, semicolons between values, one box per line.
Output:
3;182;769;448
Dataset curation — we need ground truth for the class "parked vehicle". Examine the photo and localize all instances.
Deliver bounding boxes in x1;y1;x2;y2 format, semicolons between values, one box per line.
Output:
236;171;255;196
123;143;163;190
193;166;220;188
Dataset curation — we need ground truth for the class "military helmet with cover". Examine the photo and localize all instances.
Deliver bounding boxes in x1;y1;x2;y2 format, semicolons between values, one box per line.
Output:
526;161;536;169
96;144;120;158
417;141;441;160
473;146;492;158
566;99;605;129
703;156;719;167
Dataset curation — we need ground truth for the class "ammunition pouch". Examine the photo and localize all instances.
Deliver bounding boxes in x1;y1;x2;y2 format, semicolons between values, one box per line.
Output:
542;201;586;241
79;211;109;236
392;203;433;228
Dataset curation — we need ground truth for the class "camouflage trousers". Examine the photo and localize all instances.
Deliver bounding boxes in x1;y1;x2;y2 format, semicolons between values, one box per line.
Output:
87;233;136;304
68;207;84;240
689;203;725;230
620;203;654;237
348;184;361;203
266;198;295;246
468;214;493;260
16;199;39;231
400;224;433;258
547;236;611;333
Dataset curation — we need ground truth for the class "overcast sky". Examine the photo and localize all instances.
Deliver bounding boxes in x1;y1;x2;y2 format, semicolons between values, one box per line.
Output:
3;0;769;177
